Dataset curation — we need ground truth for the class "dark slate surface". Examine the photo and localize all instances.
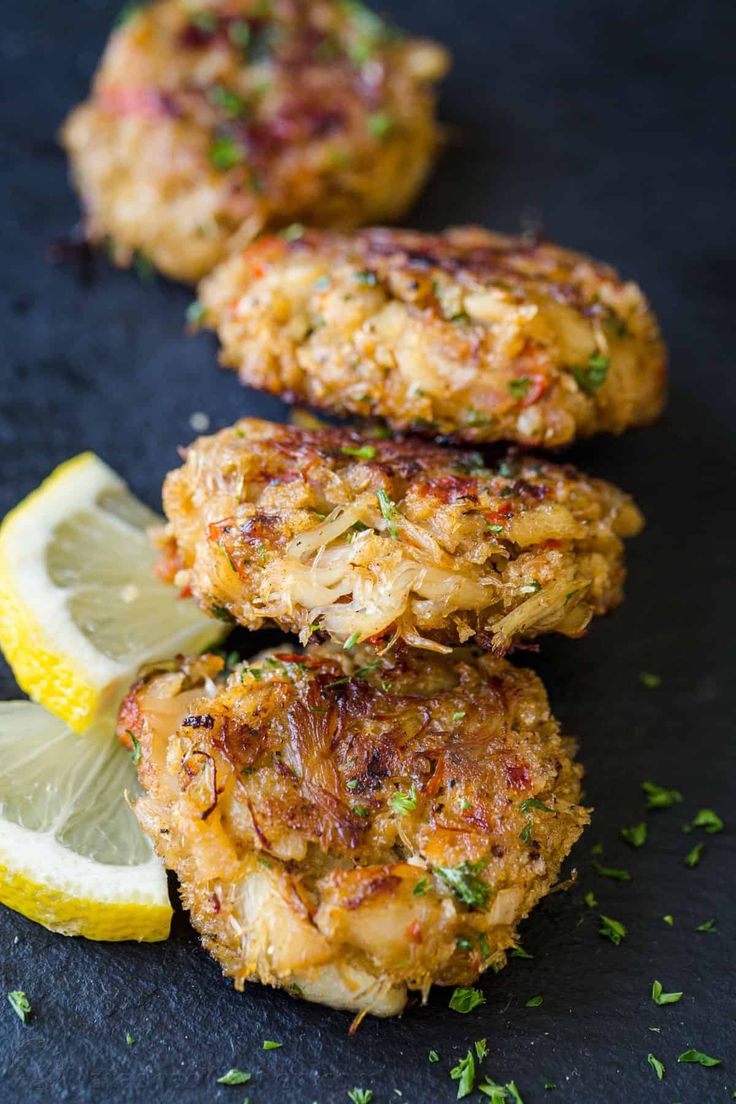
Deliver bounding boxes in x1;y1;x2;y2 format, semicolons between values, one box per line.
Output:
1;1;735;1101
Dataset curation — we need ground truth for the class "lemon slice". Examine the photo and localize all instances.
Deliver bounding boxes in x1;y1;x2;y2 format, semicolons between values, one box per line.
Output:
0;700;170;940
0;452;226;732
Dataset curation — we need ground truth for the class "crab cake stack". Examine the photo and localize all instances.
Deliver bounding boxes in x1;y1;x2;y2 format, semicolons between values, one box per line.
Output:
62;0;449;283
61;0;666;1021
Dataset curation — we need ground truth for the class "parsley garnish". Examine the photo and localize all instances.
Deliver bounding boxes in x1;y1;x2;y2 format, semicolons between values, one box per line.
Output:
449;987;486;1013
209;603;234;622
508;377;531;400
684;842;704;867
509;945;533;959
186;300;206;326
642;781;682;809
475;1038;489;1060
428;1050;440;1063
599;915;627;945
435;860;490;909
341;444;376;460
453;710;466;722
367;111;393;139
478;1077;526;1102
520;798;552;814
687;808;724;833
347;1090;373;1104
7;991;31;1023
389;785;417;815
262;1040;282;1049
544;1081;556;1090
354;270;378;286
376;489;399;538
647;1053;665;1080
677;1049;721;1067
583;891;597;908
662;914;674;926
209;135;244;171
217;1069;251;1085
413;877;429;896
640;671;661;689
352;805;370;817
451;1050;476;1098
208;84;248;118
651;980;682;1005
125;1032;135;1045
696;918;716;932
592;860;631;881
127;730;141;766
572;353;610;394
525;995;543;1007
620;822;647;847
281;223;305;241
344;632;361;650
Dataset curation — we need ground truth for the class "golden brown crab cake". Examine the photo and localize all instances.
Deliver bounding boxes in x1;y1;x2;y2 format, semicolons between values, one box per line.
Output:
198;225;666;444
61;1;448;284
118;643;589;1016
157;417;643;653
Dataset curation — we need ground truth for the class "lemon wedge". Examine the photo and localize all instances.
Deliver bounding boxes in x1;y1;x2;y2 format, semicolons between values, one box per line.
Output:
0;452;226;732
0;700;170;940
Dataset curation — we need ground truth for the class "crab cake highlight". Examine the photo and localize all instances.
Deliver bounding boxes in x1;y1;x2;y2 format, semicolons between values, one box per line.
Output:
61;1;448;284
119;643;589;1016
199;225;666;445
157;418;643;653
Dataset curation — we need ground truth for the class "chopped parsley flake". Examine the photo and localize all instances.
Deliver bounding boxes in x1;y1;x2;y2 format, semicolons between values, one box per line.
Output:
217;1069;251;1085
584;891;597;908
352;805;370;817
344;632;361;650
599;915;627;945
520;797;552;814
509;945;533;959
544;1082;556;1091
662;914;674;926
341;444;376;460
347;1090;373;1104
508;377;532;400
428;1050;440;1063
475;1038;489;1060
125;1032;135;1045
696;918;716;932
208;84;248;117
389;785;417;815
354;269;378;285
652;980;682;1005
642;780;682;809
687;808;724;834
449;987;486;1014
367;111;394;139
677;1049;721;1067
572;353;610;394
413;877;429;896
128;731;141;766
620;822;647;847
186;300;206;326
647;1053;665;1080
435;860;490;910
479;1077;526;1102
209;135;244;171
525;995;543;1007
262;1040;282;1049
684;842;704;867
451;1050;476;1098
640;671;661;689
281;223;305;241
592;860;631;881
376;488;400;538
7;991;31;1023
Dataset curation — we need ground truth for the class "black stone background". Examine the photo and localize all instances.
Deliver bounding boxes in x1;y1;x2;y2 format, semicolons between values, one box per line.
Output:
0;1;735;1101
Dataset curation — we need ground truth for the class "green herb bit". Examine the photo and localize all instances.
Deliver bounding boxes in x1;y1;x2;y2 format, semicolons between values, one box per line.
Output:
677;1049;721;1067
583;891;597;908
209;603;234;622
186;300;206;326
519;821;534;844
389;785;417;815
620;822;647;847
217;1069;251;1085
647;1053;665;1080
208;84;248;118
642;780;682;809
509;945;533;959
451;1050;477;1098
475;1038;489;1061
341;444;376;460
592;860;631;881
525;995;543;1007
487;523;504;533
453;710;466;722
354;269;378;285
209;134;244;171
262;1040;282;1049
125;1032;135;1045
684;842;704;867
508;377;531;400
465;406;491;426
640;671;661;689
449;987;486;1014
343;632;361;650
435;860;490;910
544;1081;556;1091
347;1090;373;1104
599;915;627;945
688;808;724;834
127;731;141;766
696;918;716;932
352;805;370;817
520;797;552;814
115;2;143;28
367;111;393;139
7;991;31;1023
413;877;429;897
478;1078;526;1102
281;223;305;241
651;980;682;1005
662;914;674;926
376;488;399;538
428;1049;440;1063
572;353;610;394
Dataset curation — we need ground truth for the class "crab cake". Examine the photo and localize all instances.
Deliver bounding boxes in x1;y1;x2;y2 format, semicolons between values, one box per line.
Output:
119;643;588;1016
157;418;643;653
61;1;448;284
198;225;666;445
